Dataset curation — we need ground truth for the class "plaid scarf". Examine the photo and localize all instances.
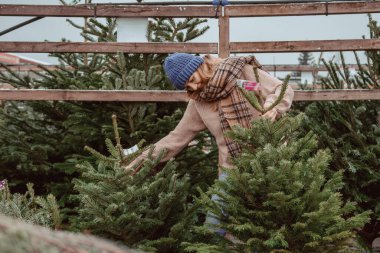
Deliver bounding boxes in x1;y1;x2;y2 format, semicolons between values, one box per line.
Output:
194;56;262;157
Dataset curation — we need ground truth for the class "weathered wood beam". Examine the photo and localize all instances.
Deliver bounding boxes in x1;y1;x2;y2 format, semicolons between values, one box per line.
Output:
264;64;368;72
0;65;72;72
0;90;189;102
1;2;379;18
264;65;324;72
0;42;218;54
1;64;367;73
1;39;378;54
0;4;216;18
225;1;380;17
96;5;217;18
295;89;380;101
230;39;380;53
0;89;379;102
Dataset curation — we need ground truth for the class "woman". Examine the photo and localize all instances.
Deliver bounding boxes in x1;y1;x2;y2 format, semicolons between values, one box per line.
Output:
125;53;294;238
126;53;294;172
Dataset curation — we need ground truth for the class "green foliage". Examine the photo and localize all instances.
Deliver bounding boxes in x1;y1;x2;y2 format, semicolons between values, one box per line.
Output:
74;116;204;253
185;115;371;253
0;56;167;221
291;14;380;245
148;18;209;43
0;3;212;226
0;180;61;229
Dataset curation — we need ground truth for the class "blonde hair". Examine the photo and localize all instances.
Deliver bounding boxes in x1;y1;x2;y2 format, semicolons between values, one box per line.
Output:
187;55;224;99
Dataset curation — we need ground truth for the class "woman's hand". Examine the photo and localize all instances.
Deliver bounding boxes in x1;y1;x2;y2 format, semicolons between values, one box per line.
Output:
124;160;144;176
262;108;278;122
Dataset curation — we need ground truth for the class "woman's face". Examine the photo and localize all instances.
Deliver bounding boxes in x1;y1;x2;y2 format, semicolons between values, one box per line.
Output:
185;71;202;92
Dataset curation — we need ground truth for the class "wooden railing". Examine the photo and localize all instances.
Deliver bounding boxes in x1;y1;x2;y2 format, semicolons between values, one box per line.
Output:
0;89;378;102
1;2;379;18
0;1;379;102
1;64;364;72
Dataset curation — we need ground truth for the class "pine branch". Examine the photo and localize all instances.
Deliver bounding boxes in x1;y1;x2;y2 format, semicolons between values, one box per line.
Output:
84;145;116;165
240;74;290;114
240;87;264;112
263;75;290;113
112;114;124;158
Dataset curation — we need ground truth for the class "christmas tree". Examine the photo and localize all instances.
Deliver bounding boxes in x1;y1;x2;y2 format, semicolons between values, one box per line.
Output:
292;52;315;88
74;115;204;253
185;114;370;252
0;1;214;226
298;52;315;65
184;114;371;253
293;14;380;246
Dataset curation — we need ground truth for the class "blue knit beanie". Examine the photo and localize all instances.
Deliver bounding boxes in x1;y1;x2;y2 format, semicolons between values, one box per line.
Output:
163;53;204;90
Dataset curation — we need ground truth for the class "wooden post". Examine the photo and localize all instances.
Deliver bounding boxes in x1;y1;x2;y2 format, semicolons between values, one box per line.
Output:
218;12;230;58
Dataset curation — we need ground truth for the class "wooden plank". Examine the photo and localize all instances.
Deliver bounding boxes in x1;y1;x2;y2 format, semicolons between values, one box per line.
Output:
0;66;72;72
0;42;218;54
225;1;380;17
218;15;230;58
0;89;379;102
264;64;368;72
0;90;189;102
2;64;366;73
0;5;94;17
0;4;216;18
230;39;380;53
1;2;379;18
1;39;378;54
95;5;217;18
264;65;327;72
295;89;380;101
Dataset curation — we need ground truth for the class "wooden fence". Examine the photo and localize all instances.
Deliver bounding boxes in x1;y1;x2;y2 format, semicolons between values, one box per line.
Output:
0;64;364;72
0;1;379;101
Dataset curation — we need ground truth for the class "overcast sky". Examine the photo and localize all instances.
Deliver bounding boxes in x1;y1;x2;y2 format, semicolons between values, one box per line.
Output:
1;0;379;66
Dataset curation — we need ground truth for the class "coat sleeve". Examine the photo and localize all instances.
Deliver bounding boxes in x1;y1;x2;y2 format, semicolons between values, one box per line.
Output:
125;99;207;170
256;68;294;114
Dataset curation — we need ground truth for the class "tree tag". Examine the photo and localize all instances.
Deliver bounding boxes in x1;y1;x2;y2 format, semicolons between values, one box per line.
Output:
123;145;139;155
236;79;260;91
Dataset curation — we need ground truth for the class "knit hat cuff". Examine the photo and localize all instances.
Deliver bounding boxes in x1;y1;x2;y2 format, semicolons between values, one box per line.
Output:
173;57;204;90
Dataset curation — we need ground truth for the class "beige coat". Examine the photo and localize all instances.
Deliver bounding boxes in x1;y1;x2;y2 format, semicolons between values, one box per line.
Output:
129;65;294;170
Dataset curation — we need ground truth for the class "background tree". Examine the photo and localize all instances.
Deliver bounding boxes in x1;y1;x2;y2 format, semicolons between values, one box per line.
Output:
298;52;315;65
0;3;216;226
291;14;380;247
292;52;315;87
